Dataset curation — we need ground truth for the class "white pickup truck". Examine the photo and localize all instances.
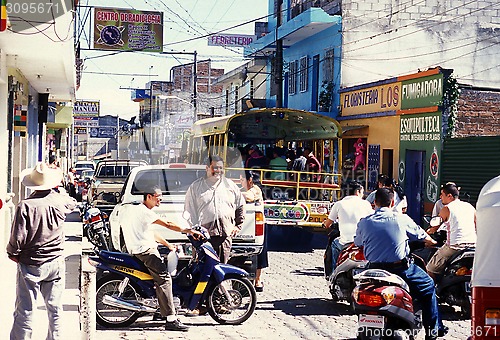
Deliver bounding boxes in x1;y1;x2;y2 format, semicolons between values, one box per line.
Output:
109;163;264;278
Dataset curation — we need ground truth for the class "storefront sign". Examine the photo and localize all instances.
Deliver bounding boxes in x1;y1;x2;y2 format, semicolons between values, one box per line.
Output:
89;126;117;138
13;104;27;133
341;82;401;116
401;74;443;109
74;117;99;127
74;127;87;134
400;114;440;142
74;100;100;118
94;7;163;52
208;34;256;47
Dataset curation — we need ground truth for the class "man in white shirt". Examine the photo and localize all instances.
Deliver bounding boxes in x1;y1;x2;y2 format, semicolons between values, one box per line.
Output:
322;181;373;271
120;186;202;331
426;183;477;281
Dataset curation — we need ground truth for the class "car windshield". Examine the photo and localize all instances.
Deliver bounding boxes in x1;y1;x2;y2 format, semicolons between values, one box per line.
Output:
76;168;93;177
75;162;95;170
97;165;136;177
82;170;94;178
131;169;206;195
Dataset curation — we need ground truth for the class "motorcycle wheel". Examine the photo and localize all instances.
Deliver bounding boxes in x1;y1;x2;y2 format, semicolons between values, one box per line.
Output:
96;275;143;328
207;275;256;325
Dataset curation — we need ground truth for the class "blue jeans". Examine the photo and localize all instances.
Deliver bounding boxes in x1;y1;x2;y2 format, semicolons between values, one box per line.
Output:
330;237;343;271
11;259;65;340
390;262;442;338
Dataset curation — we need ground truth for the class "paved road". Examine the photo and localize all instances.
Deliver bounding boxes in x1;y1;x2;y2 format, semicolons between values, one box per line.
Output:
93;226;471;340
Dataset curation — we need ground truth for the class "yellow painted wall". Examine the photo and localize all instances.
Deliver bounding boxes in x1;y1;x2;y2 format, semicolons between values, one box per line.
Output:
341;115;400;180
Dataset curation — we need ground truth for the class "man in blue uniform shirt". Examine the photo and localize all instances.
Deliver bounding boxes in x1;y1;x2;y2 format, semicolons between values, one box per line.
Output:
354;188;447;340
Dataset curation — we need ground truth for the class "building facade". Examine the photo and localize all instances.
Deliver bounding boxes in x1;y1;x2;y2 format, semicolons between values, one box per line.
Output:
0;10;77;248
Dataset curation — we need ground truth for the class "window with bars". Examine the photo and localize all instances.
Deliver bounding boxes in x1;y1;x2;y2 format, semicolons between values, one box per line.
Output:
299;56;308;92
288;60;298;94
323;48;335;82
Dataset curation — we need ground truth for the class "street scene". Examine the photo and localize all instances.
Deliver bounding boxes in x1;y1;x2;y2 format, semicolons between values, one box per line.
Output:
0;213;472;340
1;0;500;339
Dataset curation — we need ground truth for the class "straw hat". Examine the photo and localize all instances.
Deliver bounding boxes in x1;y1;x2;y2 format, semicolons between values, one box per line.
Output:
20;162;63;190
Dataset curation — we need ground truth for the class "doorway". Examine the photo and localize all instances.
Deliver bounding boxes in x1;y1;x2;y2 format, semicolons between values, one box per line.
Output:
405;150;425;224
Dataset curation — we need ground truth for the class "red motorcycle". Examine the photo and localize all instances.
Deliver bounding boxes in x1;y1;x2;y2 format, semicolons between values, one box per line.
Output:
352;268;422;340
327;243;367;302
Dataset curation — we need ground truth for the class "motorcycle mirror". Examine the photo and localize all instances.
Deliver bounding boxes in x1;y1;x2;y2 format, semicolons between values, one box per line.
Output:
430;216;442;227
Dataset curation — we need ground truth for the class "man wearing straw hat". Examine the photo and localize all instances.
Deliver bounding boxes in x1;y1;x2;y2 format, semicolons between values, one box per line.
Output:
6;162;76;340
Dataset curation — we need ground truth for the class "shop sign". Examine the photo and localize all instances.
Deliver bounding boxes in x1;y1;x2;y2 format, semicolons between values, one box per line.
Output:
89;126;117;138
341;82;401;116
94;7;163;52
74;127;87;134
401;73;443;109
74;117;99;127
73;100;100;118
400;112;441;142
264;202;309;222
208;34;256;47
13;104;27;133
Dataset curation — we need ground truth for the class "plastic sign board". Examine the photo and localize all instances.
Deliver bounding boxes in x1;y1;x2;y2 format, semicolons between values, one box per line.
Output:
208;34;257;47
94;7;163;52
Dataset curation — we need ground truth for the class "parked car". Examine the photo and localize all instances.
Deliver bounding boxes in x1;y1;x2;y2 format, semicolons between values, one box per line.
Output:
89;159;147;214
75;160;95;171
109;163;265;279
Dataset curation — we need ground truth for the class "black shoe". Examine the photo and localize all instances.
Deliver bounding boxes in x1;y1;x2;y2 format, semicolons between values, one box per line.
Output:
152;313;167;321
165;319;189;331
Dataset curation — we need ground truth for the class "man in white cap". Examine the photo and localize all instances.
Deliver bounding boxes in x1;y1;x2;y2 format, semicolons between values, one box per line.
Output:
6;162;76;340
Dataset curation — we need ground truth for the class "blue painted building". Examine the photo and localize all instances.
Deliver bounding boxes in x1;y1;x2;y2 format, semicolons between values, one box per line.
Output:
244;1;342;119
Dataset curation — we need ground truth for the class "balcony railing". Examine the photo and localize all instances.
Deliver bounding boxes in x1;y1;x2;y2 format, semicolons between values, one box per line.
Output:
291;0;341;19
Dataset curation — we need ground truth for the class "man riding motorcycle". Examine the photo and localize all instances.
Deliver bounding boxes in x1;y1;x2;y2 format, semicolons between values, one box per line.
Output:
426;182;477;281
119;185;202;331
354;188;447;340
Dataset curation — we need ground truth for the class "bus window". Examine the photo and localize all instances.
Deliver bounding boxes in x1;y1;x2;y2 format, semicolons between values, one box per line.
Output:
189;108;344;231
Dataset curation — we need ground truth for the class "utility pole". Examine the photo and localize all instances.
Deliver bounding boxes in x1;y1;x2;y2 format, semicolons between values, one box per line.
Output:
193;50;198;122
275;0;283;109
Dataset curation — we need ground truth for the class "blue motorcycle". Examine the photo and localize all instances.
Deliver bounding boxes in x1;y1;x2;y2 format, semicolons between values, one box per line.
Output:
88;226;257;327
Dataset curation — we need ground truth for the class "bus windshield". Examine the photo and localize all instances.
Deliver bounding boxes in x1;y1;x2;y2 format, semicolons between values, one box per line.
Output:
187;109;344;210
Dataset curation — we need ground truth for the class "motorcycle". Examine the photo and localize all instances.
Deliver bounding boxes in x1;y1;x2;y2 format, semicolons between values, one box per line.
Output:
88;226;257;328
352;268;422;340
413;215;474;316
328;242;367;302
82;206;111;251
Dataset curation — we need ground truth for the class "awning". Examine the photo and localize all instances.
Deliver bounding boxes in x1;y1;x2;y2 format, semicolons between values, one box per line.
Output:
339;125;369;137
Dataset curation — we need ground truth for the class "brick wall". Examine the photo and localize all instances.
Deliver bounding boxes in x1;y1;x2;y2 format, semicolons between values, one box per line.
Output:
171;60;224;93
455;88;500;137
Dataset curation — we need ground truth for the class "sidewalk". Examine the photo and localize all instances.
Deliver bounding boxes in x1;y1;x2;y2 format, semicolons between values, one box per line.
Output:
0;211;82;340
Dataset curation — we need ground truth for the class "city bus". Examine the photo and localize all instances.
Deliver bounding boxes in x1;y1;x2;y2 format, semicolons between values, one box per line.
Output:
187;108;344;232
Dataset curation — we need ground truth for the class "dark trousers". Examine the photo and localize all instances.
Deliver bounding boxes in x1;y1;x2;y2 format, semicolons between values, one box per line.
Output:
135;248;175;317
388;262;442;338
209;236;232;264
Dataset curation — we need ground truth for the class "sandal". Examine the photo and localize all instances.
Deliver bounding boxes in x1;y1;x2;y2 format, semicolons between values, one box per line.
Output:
255;282;264;292
185;308;200;317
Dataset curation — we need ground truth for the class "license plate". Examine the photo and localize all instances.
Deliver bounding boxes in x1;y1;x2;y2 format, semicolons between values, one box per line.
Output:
465;281;471;293
358;314;385;329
